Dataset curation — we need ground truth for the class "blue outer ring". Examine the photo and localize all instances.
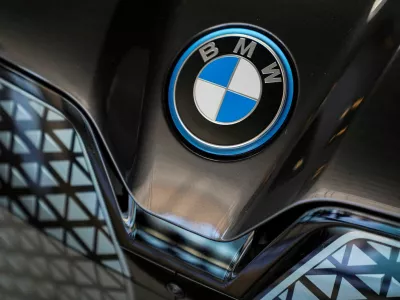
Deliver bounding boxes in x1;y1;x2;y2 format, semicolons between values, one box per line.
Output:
168;27;294;156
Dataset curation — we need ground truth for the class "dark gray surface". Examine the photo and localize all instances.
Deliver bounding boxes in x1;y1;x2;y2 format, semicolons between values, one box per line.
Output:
1;0;400;242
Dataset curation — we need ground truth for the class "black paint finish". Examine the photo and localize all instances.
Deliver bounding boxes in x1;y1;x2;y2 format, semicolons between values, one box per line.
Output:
2;0;400;299
129;0;399;240
0;62;400;300
0;0;399;241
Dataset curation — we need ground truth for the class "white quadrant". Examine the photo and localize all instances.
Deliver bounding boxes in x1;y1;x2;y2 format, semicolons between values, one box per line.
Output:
194;79;226;121
228;58;262;100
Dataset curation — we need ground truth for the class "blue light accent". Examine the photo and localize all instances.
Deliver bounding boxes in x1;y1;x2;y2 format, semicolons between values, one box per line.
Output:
198;56;238;87
168;27;294;156
216;91;256;123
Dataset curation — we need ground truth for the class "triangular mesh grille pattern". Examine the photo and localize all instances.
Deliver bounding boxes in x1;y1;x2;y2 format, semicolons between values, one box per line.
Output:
0;79;128;277
262;231;400;299
0;209;133;300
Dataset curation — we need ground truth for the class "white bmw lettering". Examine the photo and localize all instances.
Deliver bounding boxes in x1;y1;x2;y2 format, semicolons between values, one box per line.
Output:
233;38;257;59
199;42;219;62
262;62;282;83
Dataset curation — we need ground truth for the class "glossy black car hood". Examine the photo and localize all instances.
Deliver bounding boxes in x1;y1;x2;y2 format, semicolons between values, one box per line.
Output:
1;0;400;242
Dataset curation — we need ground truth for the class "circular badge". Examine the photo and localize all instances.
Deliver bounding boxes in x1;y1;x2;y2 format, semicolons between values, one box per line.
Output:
168;27;294;157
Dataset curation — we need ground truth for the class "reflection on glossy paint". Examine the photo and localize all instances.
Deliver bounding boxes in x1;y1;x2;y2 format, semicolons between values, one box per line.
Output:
352;97;364;110
339;107;350;120
134;208;253;280
335;126;348;137
292;158;304;171
329;126;348;143
368;0;387;22
299;206;400;237
312;164;326;180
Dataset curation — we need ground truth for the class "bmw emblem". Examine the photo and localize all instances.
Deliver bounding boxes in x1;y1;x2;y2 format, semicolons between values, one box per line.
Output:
168;26;295;157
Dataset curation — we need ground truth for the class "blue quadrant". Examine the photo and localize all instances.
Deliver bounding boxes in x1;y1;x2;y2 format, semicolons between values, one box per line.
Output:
216;91;257;123
198;56;239;87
